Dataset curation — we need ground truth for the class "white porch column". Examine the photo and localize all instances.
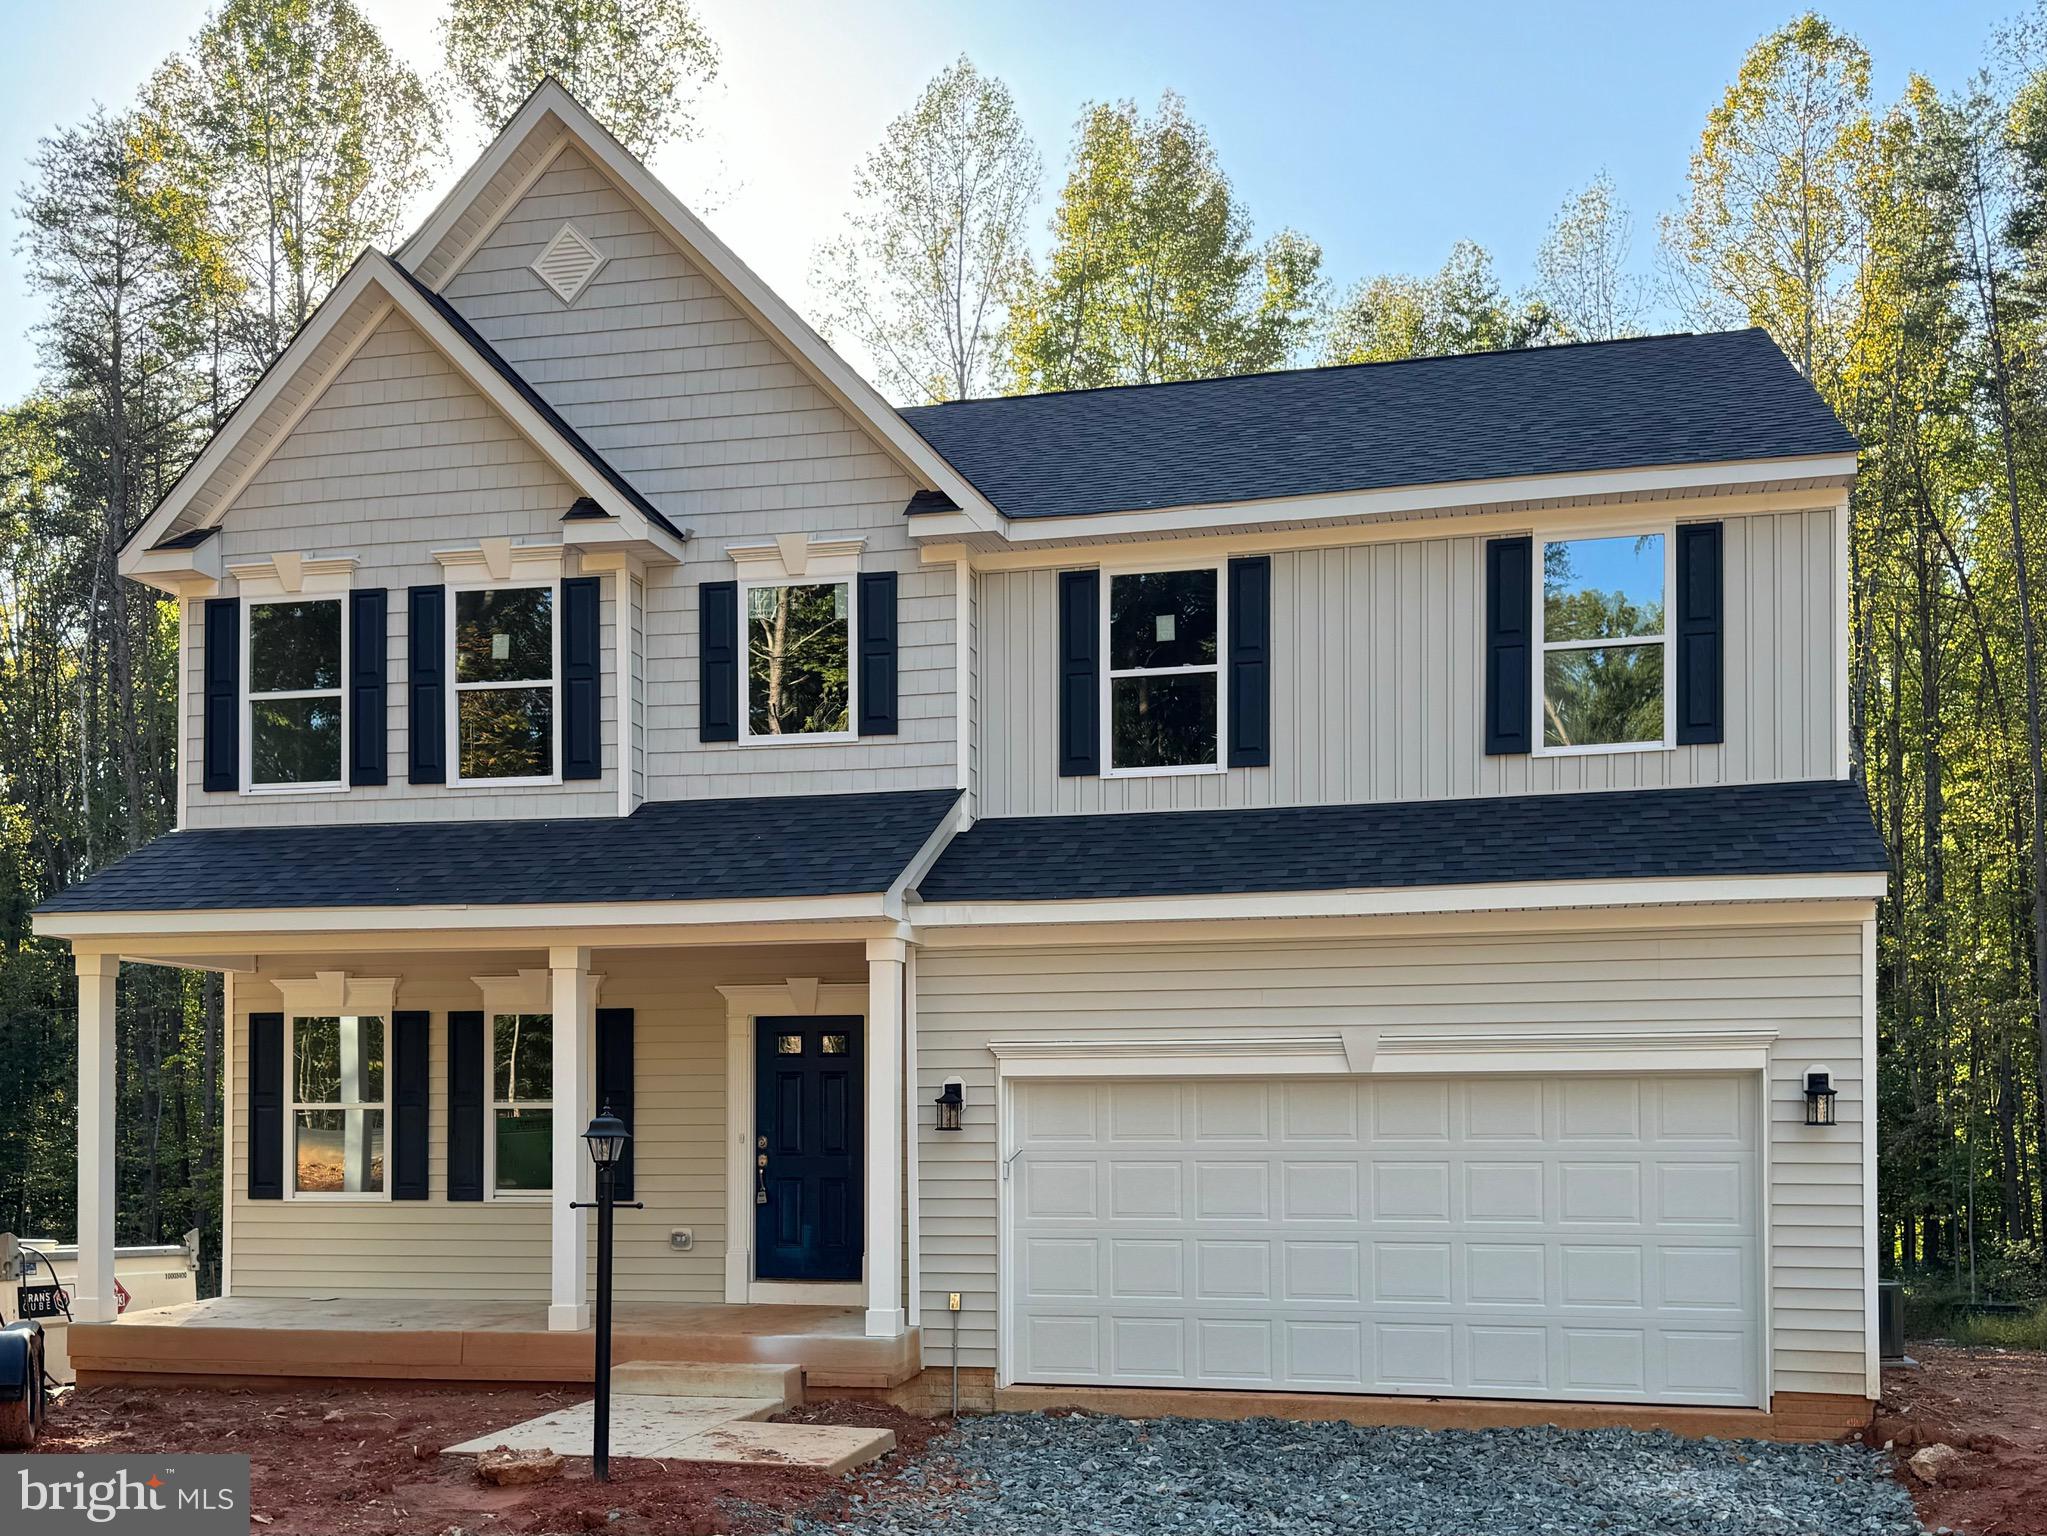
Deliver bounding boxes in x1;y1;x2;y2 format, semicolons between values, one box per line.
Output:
548;946;596;1332
74;953;120;1323
864;937;908;1339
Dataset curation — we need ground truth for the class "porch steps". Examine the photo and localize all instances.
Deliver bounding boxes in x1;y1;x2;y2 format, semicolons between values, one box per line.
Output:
613;1360;803;1406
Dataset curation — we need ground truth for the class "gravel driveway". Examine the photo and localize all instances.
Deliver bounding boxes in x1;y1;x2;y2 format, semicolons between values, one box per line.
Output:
782;1413;1925;1536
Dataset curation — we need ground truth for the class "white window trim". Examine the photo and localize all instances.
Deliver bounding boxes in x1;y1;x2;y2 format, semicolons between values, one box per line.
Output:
1531;523;1676;758
446;574;563;789
282;1010;393;1203
737;574;858;746
1101;560;1228;778
484;1009;556;1202
241;593;349;795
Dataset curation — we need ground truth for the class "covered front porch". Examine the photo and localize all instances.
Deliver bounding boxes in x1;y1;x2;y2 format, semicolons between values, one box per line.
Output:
65;1295;920;1389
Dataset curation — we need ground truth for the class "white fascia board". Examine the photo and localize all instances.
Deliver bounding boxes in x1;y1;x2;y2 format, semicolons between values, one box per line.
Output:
907;454;1858;553
907;871;1889;929
32;892;890;943
403;79;1004;536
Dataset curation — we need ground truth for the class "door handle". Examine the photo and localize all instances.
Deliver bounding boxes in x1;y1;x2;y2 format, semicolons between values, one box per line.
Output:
755;1150;769;1206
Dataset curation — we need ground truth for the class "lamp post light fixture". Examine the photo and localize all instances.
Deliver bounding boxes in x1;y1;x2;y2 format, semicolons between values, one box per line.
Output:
573;1105;642;1483
934;1079;964;1132
1803;1070;1839;1128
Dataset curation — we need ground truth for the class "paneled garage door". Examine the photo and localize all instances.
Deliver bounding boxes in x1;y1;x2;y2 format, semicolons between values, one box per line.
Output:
1006;1075;1760;1406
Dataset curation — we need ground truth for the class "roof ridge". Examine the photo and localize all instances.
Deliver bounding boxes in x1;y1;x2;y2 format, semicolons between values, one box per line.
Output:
902;328;1743;414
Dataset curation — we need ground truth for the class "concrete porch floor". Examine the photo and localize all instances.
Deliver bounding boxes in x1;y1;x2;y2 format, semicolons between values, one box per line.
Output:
66;1296;922;1391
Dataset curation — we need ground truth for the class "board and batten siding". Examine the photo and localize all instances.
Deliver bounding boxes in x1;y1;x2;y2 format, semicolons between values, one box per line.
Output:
972;509;1842;816
913;921;1871;1399
184;310;621;828
439;142;957;800
227;943;864;1304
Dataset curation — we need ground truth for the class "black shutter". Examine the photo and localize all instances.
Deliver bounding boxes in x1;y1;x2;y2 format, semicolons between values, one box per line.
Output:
202;597;239;792
247;1012;284;1200
447;1011;484;1202
391;1010;430;1200
1058;569;1100;777
562;574;602;779
857;569;899;736
1484;536;1533;756
1227;556;1271;768
595;1008;636;1201
349;588;388;786
699;580;739;743
407;585;446;784
1676;521;1725;746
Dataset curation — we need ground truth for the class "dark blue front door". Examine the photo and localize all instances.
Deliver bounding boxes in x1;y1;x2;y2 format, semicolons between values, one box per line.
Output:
753;1017;863;1281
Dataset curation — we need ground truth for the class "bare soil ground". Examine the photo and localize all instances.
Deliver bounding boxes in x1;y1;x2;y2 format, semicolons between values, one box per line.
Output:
1881;1344;2047;1535
30;1383;952;1535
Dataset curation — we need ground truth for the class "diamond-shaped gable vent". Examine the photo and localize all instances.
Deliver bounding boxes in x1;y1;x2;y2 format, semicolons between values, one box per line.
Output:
532;223;604;304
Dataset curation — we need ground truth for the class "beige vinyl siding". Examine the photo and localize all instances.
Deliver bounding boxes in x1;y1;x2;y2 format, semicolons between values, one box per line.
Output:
227;943;863;1304
185;310;620;828
439;143;956;800
913;920;1871;1399
974;510;1842;816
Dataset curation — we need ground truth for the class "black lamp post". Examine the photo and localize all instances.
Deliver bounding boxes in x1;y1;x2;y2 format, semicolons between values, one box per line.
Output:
573;1106;640;1482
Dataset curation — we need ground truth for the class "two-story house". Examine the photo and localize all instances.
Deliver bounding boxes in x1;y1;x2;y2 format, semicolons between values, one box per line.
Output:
34;80;1885;1440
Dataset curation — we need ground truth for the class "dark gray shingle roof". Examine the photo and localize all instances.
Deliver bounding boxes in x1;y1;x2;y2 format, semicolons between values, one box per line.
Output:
900;329;1856;521
37;790;961;913
915;780;1884;903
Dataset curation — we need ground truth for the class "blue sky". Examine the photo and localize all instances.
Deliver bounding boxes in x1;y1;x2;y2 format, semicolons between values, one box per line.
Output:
0;0;2015;404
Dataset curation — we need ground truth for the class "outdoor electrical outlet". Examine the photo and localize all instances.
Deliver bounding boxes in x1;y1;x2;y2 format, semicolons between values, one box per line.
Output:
669;1228;694;1251
948;1292;962;1311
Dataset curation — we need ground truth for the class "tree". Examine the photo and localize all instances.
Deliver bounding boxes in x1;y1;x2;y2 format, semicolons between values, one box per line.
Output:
439;0;719;158
1322;240;1551;363
810;57;1040;404
1003;92;1323;391
143;0;444;382
1661;11;1872;385
1535;171;1647;342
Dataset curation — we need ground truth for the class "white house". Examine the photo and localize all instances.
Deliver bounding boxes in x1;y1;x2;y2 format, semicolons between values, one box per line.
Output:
34;79;1883;1440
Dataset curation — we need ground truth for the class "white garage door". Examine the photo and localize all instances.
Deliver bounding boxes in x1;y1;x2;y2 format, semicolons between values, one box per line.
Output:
1007;1075;1760;1406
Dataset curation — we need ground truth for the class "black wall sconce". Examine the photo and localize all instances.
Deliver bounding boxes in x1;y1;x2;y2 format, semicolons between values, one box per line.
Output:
1804;1068;1838;1127
934;1079;964;1131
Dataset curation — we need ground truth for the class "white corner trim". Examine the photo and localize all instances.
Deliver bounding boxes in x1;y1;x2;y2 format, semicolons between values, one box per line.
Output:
227;553;358;599
272;970;399;1016
475;967;603;1014
726;534;867;582
435;538;570;582
531;221;606;304
1862;915;1880;1399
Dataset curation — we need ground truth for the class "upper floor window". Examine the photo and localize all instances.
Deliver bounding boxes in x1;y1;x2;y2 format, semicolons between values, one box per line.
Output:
1537;532;1669;753
1106;566;1221;775
289;1013;386;1197
452;584;557;783
489;1012;553;1195
744;579;852;740
246;598;345;789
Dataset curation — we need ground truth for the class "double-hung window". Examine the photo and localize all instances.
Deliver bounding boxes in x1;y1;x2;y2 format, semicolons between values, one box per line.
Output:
246;598;345;789
489;1012;553;1195
1104;566;1223;774
742;578;853;740
289;1014;387;1197
452;584;557;783
1536;531;1671;752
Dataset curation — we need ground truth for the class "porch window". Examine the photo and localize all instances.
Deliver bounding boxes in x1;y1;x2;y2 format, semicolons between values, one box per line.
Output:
1105;566;1221;774
289;1015;386;1196
489;1012;552;1194
1536;532;1670;752
452;585;557;783
742;579;852;739
247;598;345;788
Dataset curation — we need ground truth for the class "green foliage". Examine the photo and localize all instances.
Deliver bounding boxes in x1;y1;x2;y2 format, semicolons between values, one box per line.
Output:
1003;92;1324;391
439;0;719;157
1323;241;1550;363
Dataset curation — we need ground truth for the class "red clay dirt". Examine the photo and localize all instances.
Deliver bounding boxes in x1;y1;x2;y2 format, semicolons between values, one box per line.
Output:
30;1382;951;1535
1879;1344;2047;1536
